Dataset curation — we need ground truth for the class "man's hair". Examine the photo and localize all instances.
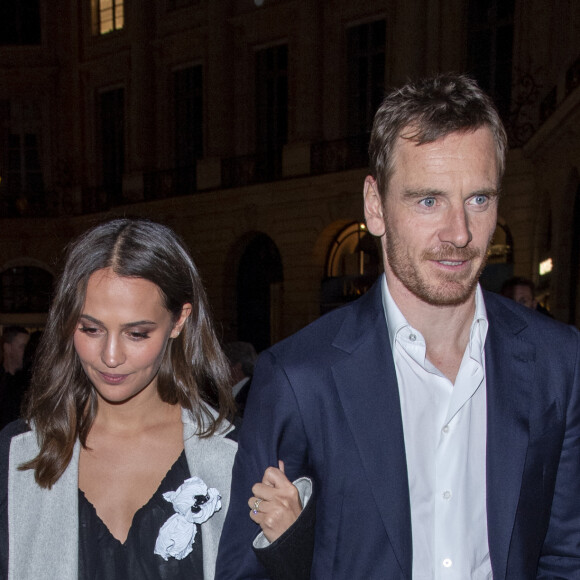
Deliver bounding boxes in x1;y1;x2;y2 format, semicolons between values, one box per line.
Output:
500;276;535;299
368;73;508;197
1;326;29;345
223;341;258;377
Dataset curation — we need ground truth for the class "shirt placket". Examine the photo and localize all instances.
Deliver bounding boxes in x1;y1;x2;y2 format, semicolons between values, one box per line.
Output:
434;356;484;579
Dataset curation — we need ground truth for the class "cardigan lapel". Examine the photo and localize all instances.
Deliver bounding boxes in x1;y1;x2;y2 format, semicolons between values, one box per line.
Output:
331;284;412;579
484;294;534;580
182;409;237;580
9;431;80;580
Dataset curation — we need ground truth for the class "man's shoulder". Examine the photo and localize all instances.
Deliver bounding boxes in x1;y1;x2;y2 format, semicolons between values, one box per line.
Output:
484;290;579;342
269;282;384;363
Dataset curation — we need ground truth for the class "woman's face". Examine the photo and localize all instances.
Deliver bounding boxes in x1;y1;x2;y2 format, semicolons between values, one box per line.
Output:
73;268;191;405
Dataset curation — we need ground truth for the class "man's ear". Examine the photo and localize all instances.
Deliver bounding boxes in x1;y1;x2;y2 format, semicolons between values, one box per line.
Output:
363;176;386;237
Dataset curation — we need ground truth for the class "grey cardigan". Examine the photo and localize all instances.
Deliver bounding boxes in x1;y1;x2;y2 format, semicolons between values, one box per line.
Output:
6;408;237;580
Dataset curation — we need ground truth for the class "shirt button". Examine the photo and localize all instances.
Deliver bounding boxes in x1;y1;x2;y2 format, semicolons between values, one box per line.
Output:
409;333;417;341
442;490;452;500
442;425;449;433
442;558;452;568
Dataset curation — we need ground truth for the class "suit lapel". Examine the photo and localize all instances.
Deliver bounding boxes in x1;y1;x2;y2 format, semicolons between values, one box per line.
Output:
484;294;535;580
331;283;412;579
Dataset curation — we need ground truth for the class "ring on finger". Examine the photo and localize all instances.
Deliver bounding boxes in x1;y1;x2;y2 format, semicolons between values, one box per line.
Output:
252;498;263;514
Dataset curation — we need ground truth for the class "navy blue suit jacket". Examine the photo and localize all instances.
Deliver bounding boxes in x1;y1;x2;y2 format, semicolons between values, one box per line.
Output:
217;281;580;579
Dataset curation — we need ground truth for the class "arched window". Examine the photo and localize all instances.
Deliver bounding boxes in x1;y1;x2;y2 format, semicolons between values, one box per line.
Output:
479;222;514;292
321;222;380;314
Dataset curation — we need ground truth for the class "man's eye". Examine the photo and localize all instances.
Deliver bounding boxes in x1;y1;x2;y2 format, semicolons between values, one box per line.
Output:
420;197;436;208
472;195;488;205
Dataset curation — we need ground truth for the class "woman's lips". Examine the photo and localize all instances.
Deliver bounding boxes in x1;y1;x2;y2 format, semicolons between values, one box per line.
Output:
98;371;129;384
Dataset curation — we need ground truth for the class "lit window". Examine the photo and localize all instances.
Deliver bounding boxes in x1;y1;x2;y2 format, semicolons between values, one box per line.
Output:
539;258;553;276
98;0;124;35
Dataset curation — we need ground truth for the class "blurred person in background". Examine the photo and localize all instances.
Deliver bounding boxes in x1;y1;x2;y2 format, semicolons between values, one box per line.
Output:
0;327;29;430
223;341;257;419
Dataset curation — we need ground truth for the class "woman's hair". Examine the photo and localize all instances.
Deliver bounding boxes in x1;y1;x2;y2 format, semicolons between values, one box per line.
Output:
22;218;235;488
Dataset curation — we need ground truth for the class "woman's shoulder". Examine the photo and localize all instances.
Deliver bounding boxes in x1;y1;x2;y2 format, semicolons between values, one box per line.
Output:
181;405;239;444
0;420;31;458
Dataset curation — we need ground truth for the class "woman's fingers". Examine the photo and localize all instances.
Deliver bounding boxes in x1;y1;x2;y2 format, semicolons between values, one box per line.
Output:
248;463;304;542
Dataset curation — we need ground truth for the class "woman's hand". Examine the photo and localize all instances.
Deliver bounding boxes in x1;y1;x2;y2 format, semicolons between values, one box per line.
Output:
248;460;303;543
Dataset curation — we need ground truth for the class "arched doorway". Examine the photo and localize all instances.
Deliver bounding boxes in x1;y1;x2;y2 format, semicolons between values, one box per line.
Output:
236;234;283;352
479;221;514;293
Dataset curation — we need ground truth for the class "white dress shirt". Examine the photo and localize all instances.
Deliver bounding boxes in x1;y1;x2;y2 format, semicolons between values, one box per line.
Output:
381;275;493;579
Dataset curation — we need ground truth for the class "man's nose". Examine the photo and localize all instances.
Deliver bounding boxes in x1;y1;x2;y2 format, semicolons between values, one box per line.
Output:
438;206;472;248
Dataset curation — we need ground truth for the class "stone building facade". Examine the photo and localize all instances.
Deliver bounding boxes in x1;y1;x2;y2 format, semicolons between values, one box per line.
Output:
0;0;579;348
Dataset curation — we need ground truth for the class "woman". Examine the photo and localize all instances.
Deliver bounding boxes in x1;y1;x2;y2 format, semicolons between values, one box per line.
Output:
0;218;301;580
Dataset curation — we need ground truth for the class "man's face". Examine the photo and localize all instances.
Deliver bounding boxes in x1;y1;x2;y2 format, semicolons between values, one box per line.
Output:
5;333;29;372
364;127;499;307
512;285;536;309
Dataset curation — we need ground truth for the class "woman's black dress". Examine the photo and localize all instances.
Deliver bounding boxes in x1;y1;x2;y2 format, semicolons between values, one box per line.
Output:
78;450;204;579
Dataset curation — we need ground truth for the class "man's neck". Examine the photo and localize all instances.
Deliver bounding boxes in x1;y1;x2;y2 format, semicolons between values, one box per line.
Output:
386;273;477;383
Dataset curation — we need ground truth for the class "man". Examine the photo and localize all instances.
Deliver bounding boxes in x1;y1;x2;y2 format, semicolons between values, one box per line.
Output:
223;341;258;418
217;74;580;579
0;326;29;430
500;276;554;318
500;276;537;309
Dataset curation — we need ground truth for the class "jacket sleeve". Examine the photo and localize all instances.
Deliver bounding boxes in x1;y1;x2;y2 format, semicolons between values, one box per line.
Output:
536;329;580;577
216;351;313;579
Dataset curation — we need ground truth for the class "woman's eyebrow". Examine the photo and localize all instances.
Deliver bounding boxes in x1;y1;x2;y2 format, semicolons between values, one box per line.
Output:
78;314;157;328
78;314;103;325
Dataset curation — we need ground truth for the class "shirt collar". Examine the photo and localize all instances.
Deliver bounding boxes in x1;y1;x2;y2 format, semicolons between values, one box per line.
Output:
380;274;409;352
380;273;489;358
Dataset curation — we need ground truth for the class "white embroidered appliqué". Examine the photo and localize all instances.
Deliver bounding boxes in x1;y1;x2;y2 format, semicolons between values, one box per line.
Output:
154;476;221;560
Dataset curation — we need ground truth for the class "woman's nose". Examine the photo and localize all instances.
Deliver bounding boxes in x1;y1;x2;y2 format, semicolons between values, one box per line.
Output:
101;335;125;368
